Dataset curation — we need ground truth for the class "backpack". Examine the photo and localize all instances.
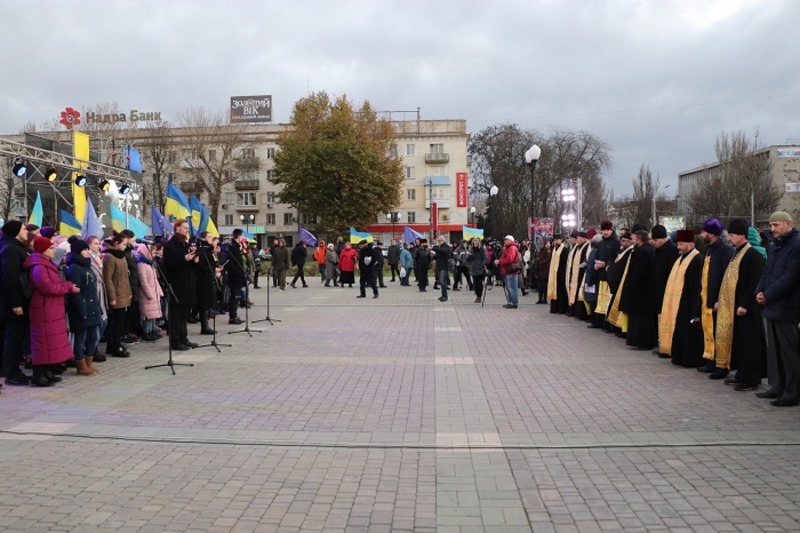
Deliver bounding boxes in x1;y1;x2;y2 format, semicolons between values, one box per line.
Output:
19;270;34;300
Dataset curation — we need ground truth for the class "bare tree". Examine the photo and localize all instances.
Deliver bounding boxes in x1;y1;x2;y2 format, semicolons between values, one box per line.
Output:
137;120;174;211
688;129;781;223
179;108;252;222
0;157;18;222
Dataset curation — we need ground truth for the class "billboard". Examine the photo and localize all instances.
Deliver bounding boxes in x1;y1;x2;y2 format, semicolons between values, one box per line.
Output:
230;95;272;123
455;172;468;207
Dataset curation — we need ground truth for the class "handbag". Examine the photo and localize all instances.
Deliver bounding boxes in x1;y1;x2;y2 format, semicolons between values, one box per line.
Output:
399;266;407;278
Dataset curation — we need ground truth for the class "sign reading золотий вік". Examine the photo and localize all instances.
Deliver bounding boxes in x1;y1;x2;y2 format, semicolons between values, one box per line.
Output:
230;95;272;123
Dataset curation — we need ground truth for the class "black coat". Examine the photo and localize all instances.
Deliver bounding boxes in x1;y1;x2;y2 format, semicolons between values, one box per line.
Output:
595;234;620;281
654;240;679;312
432;244;451;272
756;228;800;322
224;241;247;290
358;244;381;273
291;244;307;266
671;251;704;367
65;254;103;331
124;246;142;302
703;239;735;309
0;235;30;318
162;235;197;307
728;246;767;381
387;244;401;265
194;243;218;308
619;243;656;315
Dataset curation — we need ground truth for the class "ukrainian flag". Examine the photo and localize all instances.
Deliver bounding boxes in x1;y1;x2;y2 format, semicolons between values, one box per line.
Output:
463;225;484;241
206;217;220;238
165;182;191;222
109;204;150;238
189;195;208;236
59;209;82;238
29;191;43;226
349;227;374;244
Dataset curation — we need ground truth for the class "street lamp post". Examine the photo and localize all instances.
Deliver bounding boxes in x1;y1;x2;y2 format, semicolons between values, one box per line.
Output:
652;184;670;227
525;145;541;239
469;206;476;225
386;212;402;242
489;185;499;235
561;186;577;233
240;213;255;232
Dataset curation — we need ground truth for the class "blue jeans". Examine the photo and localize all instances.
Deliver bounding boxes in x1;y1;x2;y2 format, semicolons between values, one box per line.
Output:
319;264;326;281
73;325;101;361
505;274;519;306
439;269;449;299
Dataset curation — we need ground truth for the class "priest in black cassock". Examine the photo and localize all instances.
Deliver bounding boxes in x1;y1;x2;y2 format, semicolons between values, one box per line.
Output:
619;230;657;349
659;230;705;367
712;219;766;389
547;234;570;314
567;231;591;320
605;230;634;335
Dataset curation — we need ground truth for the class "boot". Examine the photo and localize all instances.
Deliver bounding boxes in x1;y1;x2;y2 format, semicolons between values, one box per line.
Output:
93;348;107;363
45;365;63;383
31;366;54;387
76;359;98;376
200;311;216;335
85;356;100;374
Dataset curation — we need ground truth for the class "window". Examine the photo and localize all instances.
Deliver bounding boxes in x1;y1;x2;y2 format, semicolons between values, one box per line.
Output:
265;170;273;182
167;151;176;163
429;143;444;154
407;212;416;224
388;144;398;158
266;147;275;159
266;192;276;203
181;148;197;159
241;148;255;158
407;189;416;201
168;172;176;183
224;214;233;225
405;166;414;179
266;213;276;225
301;214;317;225
236;192;257;206
283;213;294;226
239;170;256;181
406;144;415;156
224;192;234;204
208;149;216;161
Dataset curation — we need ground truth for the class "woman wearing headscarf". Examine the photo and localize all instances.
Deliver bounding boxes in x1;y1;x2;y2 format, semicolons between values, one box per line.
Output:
65;237;102;376
324;243;339;287
24;236;81;386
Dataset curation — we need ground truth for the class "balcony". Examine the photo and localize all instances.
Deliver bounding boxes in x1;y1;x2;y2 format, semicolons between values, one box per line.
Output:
234;179;260;191
236;157;260;170
424;152;449;164
425;198;451;209
235;204;259;212
180;158;203;170
179;181;204;193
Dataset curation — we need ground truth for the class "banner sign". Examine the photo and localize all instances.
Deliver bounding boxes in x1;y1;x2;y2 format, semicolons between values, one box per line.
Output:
432;202;438;236
230;95;272;123
533;217;554;238
455;172;468;207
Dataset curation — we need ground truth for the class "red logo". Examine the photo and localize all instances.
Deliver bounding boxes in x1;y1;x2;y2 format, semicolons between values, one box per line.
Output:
59;107;81;129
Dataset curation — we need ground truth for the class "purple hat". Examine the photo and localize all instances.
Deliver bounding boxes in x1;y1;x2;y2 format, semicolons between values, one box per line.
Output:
702;218;724;236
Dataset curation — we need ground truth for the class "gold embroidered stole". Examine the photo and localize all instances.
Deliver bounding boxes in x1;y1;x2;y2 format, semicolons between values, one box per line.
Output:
714;243;750;370
658;248;700;355
606;246;633;329
596;281;611;315
568;242;588;305
700;255;715;361
547;244;564;300
564;244;577;301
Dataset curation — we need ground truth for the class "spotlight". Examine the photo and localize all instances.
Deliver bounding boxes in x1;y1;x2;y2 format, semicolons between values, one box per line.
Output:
45;168;58;182
98;179;110;191
74;174;88;187
12;159;27;177
119;183;131;195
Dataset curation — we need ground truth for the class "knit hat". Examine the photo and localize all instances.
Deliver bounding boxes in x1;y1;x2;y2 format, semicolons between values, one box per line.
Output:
702;218;724;236
2;220;22;238
727;218;749;236
33;236;53;254
39;226;57;239
651;224;667;239
504;235;515;242
676;230;695;243
577;231;588;239
68;236;89;255
587;228;597;240
769;211;792;223
600;220;613;231
569;230;579;239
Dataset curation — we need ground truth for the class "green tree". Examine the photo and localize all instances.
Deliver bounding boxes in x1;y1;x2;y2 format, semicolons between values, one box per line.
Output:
272;92;403;235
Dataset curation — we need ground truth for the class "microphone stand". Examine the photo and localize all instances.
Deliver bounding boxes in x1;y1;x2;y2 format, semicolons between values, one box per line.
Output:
146;258;194;375
194;244;231;352
253;264;281;326
228;245;262;337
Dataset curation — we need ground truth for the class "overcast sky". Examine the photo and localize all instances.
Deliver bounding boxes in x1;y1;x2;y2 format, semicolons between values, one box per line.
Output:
2;0;798;196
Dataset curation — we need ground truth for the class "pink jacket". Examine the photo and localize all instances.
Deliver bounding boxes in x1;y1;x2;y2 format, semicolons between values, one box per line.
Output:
136;244;164;320
24;253;75;366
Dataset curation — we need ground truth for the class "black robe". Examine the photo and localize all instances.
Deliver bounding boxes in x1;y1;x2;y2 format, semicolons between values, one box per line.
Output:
550;245;570;314
654;240;679;312
671;251;704;367
726;246;767;385
570;242;590;320
620;243;657;348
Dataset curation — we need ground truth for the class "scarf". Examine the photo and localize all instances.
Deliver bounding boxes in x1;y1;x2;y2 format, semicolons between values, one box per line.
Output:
547;244;564;300
658;248;700;355
714;243;751;369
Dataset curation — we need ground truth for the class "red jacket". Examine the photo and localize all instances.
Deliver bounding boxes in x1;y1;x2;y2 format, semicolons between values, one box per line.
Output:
338;247;358;272
25;253;76;366
498;242;520;276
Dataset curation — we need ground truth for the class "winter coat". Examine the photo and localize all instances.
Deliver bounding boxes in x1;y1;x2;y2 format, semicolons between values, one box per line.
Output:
535;246;551;280
272;245;291;271
89;252;108;322
103;249;132;309
0;235;30;319
291;244;308;266
498;243;521;276
65;253;103;332
136;244;164;320
469;245;488;277
432;244;452;272
325;249;338;273
124;245;141;302
399;248;414;270
756;228;800;322
25;253;75;365
388;244;401;265
194;241;219;309
224;240;247;290
314;242;327;265
338;247;358;273
357;244;381;273
163;234;197;307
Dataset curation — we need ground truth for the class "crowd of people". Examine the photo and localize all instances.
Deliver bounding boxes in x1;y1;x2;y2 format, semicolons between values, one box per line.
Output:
0;218;263;390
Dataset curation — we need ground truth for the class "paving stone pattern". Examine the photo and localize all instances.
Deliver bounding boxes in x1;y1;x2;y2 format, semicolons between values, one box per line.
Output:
0;280;799;532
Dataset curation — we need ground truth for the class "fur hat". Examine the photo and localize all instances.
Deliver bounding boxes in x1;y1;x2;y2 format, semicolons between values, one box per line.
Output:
676;230;695;243
33;236;53;254
727;218;749;236
600;220;613;231
702;218;724;236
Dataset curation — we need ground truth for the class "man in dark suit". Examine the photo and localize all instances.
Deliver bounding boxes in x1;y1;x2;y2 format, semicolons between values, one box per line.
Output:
162;219;198;350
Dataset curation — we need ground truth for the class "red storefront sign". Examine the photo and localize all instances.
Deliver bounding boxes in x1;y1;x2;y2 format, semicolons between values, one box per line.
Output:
432;202;438;235
456;172;468;207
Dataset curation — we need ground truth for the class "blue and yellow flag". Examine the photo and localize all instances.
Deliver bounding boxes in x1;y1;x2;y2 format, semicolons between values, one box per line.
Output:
29;191;43;227
165;182;191;222
349;227;374;244
109;204;150;238
189;195;209;236
206;217;219;238
59;209;82;238
82;197;104;239
463;225;484;241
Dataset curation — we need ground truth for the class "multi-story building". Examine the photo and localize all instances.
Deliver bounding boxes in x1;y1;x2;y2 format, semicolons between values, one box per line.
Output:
678;144;800;225
3;116;472;246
